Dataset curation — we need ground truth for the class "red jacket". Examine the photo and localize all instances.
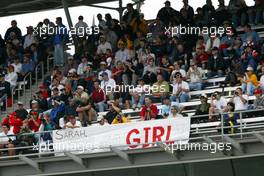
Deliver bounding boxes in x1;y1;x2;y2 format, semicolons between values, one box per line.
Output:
140;104;158;120
2;115;23;134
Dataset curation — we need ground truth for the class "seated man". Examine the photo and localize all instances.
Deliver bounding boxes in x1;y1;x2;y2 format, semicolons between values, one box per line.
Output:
0;124;16;156
186;61;203;90
5;65;18;90
152;74;170;103
100;72;116;100
28;111;41;132
130;78;147;109
254;89;264;109
241;66;258;95
65;115;82;129
38;113;57;141
171;72;190;103
229;87;248;111
167;105;183;118
194;94;210;122
140;97;158;120
209;91;228;121
76;100;97;126
159;96;183;118
104;100;121;124
90;80;106;112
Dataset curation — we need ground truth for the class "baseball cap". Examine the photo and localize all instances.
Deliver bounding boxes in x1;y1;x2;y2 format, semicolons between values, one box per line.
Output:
100;72;108;77
246;66;254;71
31;100;38;104
100;61;107;65
68;68;77;74
77;85;84;90
17;101;24;105
200;94;207;99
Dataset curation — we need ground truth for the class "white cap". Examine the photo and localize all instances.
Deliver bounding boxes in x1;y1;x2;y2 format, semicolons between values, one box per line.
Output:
246;66;253;71
77;85;84;90
17;101;24;105
200;94;207;98
68;68;77;73
31;100;38;104
100;61;107;65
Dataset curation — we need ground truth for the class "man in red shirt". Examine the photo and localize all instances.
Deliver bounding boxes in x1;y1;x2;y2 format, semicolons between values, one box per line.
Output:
140;97;158;120
195;44;208;67
90;80;106;112
28;111;41;132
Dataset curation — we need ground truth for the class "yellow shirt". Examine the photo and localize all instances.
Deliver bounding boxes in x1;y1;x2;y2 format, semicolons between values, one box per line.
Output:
246;74;258;87
111;117;130;124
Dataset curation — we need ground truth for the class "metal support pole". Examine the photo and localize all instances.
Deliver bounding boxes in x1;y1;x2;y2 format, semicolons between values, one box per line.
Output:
61;0;73;29
35;66;38;86
240;111;243;139
12;88;15;111
41;63;44;82
221;113;224;140
118;0;123;21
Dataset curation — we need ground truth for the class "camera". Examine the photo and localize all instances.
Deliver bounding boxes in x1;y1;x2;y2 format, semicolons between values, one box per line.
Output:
235;91;239;96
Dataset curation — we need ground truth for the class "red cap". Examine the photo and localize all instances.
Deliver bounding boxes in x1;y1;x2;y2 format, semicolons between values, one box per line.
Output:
254;89;262;95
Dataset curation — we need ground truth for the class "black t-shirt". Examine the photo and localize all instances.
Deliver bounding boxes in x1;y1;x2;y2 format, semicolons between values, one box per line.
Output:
105;110;118;124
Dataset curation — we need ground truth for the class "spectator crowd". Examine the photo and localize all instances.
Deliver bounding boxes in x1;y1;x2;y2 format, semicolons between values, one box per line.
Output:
0;0;263;155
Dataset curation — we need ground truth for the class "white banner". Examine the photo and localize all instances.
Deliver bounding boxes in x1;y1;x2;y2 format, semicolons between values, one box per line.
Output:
52;117;191;154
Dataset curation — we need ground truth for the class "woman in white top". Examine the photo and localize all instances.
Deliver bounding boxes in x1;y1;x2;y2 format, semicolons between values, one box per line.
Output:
167;105;183;118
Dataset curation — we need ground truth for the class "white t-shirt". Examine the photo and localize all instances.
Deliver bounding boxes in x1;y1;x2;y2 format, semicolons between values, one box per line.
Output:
66;121;82;128
0;131;15;144
97;42;112;55
5;72;18;87
172;81;189;94
115;49;130;63
213;97;227;110
100;78;116;92
233;95;248;111
12;63;22;73
260;75;264;87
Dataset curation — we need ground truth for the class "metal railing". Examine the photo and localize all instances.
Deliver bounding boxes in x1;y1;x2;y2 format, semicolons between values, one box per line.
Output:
35;62;45;86
0;109;263;159
22;72;32;105
46;55;54;73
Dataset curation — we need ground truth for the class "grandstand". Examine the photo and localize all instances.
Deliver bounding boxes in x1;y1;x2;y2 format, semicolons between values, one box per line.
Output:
0;0;264;176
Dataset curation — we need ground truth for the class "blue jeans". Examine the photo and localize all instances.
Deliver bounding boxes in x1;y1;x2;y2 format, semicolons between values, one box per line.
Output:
96;101;106;112
189;82;203;91
54;44;65;66
131;94;145;106
170;93;189;103
241;82;256;96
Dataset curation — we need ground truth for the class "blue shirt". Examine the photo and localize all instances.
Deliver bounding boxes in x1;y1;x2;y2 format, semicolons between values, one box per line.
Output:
22;60;34;73
53;24;69;45
241;31;260;43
